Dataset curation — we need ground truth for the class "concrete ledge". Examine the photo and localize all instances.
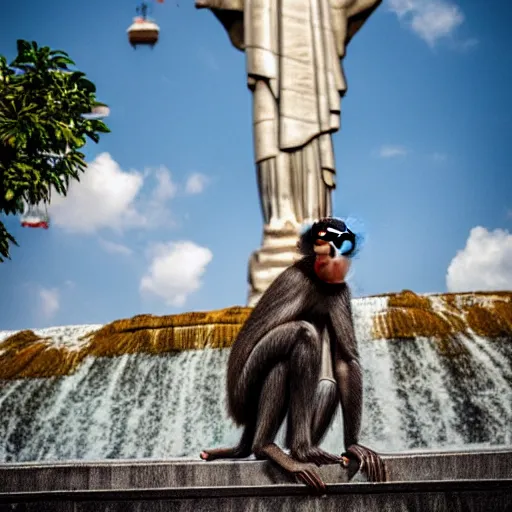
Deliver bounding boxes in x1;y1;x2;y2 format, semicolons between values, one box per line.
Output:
1;449;511;511
2;448;511;492
2;479;512;501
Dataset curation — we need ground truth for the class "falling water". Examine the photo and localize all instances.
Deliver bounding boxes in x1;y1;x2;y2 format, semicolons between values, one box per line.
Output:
0;297;511;462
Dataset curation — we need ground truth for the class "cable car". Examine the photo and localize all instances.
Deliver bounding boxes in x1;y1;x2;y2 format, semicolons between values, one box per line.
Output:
20;202;50;230
82;104;111;120
127;1;164;49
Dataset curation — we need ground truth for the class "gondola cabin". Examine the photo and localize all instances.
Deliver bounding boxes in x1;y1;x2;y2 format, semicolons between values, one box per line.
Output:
127;16;160;48
82;104;110;120
20;203;50;230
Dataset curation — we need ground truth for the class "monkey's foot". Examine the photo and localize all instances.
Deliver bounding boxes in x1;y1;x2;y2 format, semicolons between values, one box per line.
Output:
291;446;342;466
292;462;327;492
342;444;387;482
255;444;326;493
200;446;252;461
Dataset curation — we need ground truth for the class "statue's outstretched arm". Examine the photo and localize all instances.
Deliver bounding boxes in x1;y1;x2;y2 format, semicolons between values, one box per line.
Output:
346;0;382;46
195;0;245;51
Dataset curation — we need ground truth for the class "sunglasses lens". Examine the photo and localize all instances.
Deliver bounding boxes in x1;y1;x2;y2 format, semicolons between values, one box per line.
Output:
339;239;354;255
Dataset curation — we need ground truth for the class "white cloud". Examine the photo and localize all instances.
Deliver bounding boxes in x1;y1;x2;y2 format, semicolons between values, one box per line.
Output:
185;173;209;195
378;145;408;158
140;241;213;307
446;227;512;292
49;154;179;234
99;238;133;256
388;0;465;46
49;152;146;234
39;287;60;319
152;166;178;202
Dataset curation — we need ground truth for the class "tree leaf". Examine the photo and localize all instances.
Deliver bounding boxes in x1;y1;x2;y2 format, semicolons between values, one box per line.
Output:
77;78;96;93
16;39;31;56
0;219;18;262
84;131;100;143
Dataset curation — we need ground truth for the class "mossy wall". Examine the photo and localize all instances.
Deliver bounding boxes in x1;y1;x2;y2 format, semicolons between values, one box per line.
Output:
0;307;251;381
372;290;511;342
1;291;510;381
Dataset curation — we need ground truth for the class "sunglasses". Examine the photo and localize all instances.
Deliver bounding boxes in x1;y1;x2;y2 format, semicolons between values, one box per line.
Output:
315;226;356;256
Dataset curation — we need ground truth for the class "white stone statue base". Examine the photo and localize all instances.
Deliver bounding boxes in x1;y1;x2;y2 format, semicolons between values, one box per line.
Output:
247;224;303;307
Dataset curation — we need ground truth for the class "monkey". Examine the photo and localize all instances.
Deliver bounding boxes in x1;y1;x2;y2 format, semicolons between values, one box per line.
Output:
200;217;386;491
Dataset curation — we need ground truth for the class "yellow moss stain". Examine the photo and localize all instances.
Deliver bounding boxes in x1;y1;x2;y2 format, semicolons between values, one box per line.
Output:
495;301;512;331
373;308;455;340
387;289;432;310
0;307;252;380
86;307;251;357
466;302;512;338
372;290;512;352
374;290;451;339
0;330;82;379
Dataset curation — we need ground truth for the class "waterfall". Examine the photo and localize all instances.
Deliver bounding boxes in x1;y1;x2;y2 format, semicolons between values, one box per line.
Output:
0;297;511;463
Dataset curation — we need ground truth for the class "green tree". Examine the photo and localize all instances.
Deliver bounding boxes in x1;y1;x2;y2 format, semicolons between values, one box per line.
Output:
0;39;110;262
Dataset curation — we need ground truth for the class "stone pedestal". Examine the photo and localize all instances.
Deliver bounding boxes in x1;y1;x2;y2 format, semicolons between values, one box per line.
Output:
247;223;302;307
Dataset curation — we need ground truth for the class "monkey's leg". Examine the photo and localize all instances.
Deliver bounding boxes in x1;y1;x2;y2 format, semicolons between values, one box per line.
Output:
201;324;302;462
233;321;321;405
200;339;294;463
285;378;341;466
309;380;342;464
285;325;339;466
252;362;326;492
253;362;289;452
200;423;255;461
229;321;327;468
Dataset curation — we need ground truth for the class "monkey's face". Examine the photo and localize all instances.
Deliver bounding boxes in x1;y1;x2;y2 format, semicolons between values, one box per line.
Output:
312;218;356;258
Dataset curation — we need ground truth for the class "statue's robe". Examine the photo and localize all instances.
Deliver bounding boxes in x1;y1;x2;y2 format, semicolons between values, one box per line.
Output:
196;0;381;228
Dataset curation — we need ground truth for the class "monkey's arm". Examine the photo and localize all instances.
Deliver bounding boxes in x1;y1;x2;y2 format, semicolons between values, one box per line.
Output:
331;286;387;482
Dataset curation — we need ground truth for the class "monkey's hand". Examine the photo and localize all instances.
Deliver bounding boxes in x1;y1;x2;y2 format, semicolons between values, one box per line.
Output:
342;444;387;482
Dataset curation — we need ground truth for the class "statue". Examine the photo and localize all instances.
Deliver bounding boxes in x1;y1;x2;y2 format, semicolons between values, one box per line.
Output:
196;0;382;305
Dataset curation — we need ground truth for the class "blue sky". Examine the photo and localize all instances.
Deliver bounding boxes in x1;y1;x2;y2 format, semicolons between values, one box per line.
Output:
0;0;511;330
